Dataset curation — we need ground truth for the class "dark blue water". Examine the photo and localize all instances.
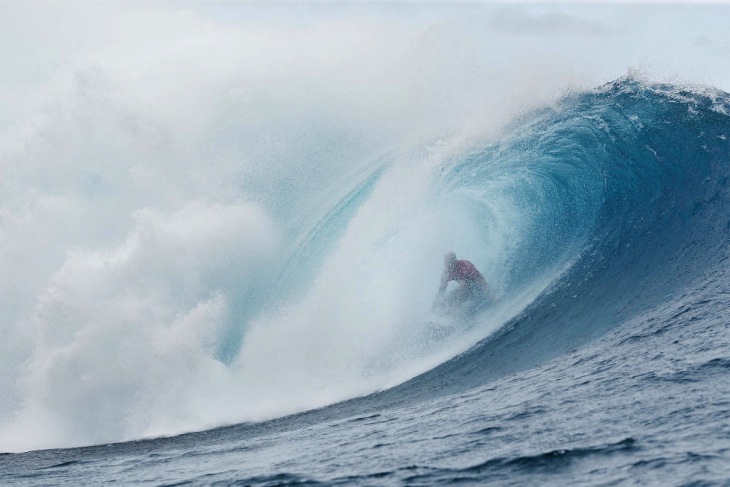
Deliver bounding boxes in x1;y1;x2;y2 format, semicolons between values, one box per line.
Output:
2;78;729;486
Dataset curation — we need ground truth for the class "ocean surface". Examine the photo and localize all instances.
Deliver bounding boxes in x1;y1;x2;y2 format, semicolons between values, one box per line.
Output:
2;3;730;485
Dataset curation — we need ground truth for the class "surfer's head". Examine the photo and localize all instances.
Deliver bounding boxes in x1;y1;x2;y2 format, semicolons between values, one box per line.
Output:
444;251;457;269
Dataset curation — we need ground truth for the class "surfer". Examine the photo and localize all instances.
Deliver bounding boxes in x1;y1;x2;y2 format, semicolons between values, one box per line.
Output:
434;252;492;313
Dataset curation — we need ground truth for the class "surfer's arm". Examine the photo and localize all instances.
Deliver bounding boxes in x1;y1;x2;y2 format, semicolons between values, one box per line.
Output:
432;276;448;310
436;272;449;297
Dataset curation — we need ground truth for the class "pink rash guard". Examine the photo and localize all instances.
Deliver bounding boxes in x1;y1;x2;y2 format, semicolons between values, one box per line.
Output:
446;260;484;283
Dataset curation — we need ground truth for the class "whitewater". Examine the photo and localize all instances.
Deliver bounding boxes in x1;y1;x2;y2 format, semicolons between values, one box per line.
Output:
1;2;729;485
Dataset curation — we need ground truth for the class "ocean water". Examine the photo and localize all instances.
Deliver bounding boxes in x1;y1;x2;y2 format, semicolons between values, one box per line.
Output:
1;3;730;486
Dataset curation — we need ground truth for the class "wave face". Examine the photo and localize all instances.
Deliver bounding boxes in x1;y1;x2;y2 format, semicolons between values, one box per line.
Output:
2;76;729;485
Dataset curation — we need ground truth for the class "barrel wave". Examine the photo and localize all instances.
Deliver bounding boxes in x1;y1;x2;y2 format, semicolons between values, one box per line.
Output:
1;77;729;474
385;77;730;401
246;75;730;414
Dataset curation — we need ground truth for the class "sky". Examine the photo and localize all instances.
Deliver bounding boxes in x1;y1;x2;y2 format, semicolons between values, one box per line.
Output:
1;2;730;132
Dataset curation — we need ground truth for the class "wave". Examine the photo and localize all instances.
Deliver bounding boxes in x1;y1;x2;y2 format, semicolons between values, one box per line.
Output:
389;78;730;400
2;77;729;453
